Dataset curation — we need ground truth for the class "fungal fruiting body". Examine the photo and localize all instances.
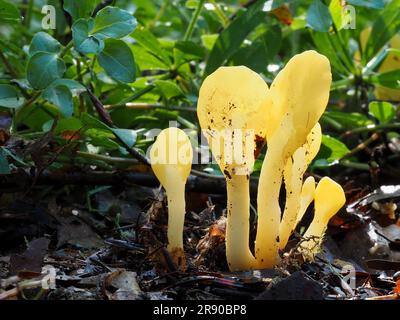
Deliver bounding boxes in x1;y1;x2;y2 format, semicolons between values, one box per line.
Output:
150;127;193;270
295;176;316;227
299;177;346;259
279;123;322;250
197;66;269;271
256;50;332;268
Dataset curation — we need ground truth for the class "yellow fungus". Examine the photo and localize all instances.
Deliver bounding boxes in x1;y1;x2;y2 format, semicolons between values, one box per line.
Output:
150;127;193;270
197;66;269;271
299;177;346;259
256;50;331;268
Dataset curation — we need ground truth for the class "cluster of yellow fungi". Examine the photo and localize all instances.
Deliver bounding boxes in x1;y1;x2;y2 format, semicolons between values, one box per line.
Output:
149;50;346;272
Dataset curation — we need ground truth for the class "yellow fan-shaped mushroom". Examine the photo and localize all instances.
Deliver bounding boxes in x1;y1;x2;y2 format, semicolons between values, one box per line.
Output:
256;51;331;268
198;66;269;271
299;177;346;259
279;123;322;250
150;127;193;269
295;176;316;227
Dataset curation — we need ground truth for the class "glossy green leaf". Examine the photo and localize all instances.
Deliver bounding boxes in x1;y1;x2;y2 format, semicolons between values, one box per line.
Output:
50;79;86;94
154;80;184;100
98;39;136;83
369;69;400;89
323;111;372;129
204;0;266;75
319;135;350;163
347;0;384;9
42;85;74;117
29;32;61;56
306;0;332;32
63;0;97;21
27;52;66;90
72;19;104;54
92;6;137;39
368;101;396;124
0;84;24;108
111;128;137;148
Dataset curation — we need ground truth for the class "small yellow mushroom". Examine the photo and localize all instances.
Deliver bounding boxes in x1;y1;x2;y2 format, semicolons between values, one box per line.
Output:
299;177;346;259
256;51;331;268
150;127;193;269
279;123;322;250
197;66;269;271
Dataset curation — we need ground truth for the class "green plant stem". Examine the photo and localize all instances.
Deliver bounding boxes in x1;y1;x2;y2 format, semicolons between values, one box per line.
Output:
209;0;229;27
339;160;369;171
76;151;140;165
120;85;156;104
341;123;400;137
0;48;18;79
340;132;380;160
331;77;354;91
60;41;74;58
105;102;197;112
183;0;206;41
25;0;34;28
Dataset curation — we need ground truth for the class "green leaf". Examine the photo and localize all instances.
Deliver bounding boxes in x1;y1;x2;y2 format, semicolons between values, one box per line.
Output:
42;85;74;117
347;0;384;9
43;118;83;133
363;0;400;63
0;148;10;174
98;39;136;83
85;129;120;149
323;111;372;129
111;128;137;148
204;0;266;75
27;52;66;90
175;41;205;60
131;45;169;70
231;25;282;73
154;80;184;100
368;101;396;124
92;6;137;39
306;0;332;32
63;0;97;21
311;32;350;75
50;79;86;94
29;32;62;56
369;69;400;89
81;113;110;131
319;135;350;163
72;19;104;54
0;0;20;23
329;0;344;30
185;0;199;9
0;84;24;108
132;27;171;65
201;34;218;51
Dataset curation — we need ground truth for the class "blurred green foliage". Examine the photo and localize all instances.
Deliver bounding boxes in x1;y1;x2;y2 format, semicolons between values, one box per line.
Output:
0;0;399;177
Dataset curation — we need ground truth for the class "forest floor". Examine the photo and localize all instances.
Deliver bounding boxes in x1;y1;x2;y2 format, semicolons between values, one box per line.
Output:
0;168;399;300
